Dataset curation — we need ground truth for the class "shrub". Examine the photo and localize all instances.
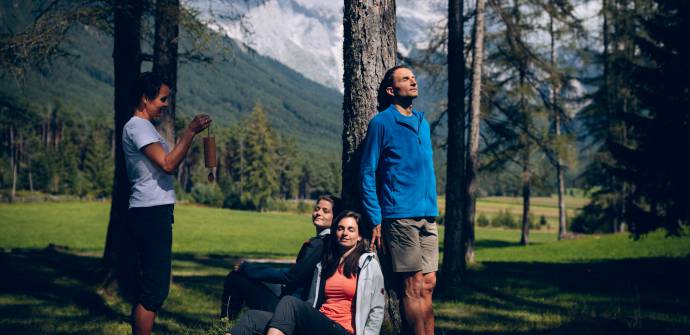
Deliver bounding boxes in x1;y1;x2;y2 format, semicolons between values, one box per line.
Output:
476;213;490;227
191;182;224;207
491;209;518;229
297;200;311;214
539;215;548;228
570;202;611;234
265;199;289;212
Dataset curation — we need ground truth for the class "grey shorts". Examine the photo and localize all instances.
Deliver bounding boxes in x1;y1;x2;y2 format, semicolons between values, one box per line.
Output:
383;217;439;273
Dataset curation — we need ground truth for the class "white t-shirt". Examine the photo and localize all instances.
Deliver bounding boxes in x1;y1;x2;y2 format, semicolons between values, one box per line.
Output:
123;116;176;208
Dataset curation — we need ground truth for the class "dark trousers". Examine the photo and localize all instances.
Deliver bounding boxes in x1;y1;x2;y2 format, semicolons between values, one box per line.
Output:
127;204;174;312
221;270;281;318
229;296;351;335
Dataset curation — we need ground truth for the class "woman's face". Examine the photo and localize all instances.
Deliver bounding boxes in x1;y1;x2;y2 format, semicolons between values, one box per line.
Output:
144;84;170;118
336;217;361;250
312;200;334;230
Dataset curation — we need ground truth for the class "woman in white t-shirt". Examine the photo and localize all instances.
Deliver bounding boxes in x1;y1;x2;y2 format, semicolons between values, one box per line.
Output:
123;72;211;335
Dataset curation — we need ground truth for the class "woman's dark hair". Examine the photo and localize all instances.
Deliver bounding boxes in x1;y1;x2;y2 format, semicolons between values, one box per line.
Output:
377;64;411;112
316;194;341;216
130;72;170;110
321;210;371;279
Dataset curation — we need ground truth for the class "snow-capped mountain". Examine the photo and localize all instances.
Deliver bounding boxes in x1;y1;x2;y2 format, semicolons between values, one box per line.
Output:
185;0;446;91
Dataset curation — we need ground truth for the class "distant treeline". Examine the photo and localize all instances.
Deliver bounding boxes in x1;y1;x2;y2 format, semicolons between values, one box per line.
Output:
0;96;341;209
0;91;571;208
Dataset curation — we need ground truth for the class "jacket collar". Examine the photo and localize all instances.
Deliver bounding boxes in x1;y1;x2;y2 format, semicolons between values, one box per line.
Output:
387;104;423;133
318;228;331;237
358;252;377;268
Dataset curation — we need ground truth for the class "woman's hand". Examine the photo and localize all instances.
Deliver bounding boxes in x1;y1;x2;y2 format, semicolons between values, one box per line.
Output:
187;114;212;134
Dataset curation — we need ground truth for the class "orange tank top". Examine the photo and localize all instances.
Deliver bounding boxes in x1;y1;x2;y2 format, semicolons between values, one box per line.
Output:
319;266;358;334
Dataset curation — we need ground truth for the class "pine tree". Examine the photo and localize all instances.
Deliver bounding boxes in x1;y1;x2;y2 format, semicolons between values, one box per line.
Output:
242;104;278;211
618;0;689;236
84;127;114;198
577;0;648;233
275;136;299;199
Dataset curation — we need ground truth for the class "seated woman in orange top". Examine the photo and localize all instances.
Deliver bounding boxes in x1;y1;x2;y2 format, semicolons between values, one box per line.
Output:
227;211;385;335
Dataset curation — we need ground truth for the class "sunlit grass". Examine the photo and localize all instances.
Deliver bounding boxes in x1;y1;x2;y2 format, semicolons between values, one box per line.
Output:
1;201;689;334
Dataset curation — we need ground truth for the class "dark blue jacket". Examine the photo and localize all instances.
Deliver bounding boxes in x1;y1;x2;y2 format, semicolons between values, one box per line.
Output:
241;229;330;299
360;104;438;225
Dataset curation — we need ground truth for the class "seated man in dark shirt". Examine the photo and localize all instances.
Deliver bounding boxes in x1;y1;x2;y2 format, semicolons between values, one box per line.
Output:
220;195;340;318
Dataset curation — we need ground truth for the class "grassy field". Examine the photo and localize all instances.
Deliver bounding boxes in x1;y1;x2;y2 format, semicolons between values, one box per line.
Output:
1;202;689;334
438;195;587;229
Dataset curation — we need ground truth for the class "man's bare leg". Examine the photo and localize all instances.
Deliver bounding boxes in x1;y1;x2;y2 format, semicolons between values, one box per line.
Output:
422;272;437;335
402;271;426;335
132;304;156;335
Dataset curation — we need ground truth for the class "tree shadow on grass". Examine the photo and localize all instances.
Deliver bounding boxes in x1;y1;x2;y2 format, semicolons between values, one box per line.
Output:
4;248;689;335
0;247;299;334
436;258;690;335
0;247;128;334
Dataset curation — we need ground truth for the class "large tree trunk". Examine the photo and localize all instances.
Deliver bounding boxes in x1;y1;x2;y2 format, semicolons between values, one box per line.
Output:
441;0;466;288
462;0;486;265
102;0;143;298
153;0;179;147
341;0;397;210
341;1;398;333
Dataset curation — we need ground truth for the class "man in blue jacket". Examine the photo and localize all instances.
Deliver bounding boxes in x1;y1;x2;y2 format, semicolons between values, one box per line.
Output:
360;65;438;335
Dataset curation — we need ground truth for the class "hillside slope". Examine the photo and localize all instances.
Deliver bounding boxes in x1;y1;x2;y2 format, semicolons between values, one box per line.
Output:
0;2;343;152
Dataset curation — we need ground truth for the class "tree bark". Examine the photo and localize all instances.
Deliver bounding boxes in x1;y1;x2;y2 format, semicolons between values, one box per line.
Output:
341;0;397;211
341;1;399;333
102;0;143;299
463;0;486;264
153;0;179;147
441;0;466;288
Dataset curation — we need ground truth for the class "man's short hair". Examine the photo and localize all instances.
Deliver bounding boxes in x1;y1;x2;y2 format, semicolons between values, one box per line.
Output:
377;64;412;112
130;72;170;109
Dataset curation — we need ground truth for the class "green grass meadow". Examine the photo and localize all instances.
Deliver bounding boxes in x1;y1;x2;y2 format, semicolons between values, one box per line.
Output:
1;202;689;334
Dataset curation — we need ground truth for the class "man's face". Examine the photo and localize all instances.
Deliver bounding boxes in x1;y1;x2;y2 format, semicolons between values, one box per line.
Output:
387;67;418;100
145;84;170;119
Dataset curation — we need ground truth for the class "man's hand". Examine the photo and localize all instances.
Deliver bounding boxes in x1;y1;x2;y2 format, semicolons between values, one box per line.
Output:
371;225;384;253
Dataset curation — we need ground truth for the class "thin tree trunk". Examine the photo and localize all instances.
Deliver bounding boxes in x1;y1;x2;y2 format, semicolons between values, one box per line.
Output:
441;0;466;288
56;122;62;149
10;126;17;202
102;0;143;298
42;122;47;149
111;129;115;159
549;16;567;240
462;0;486;264
153;0;179;147
602;0;618;234
28;167;33;192
342;1;399;333
556;163;566;237
520;149;530;245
